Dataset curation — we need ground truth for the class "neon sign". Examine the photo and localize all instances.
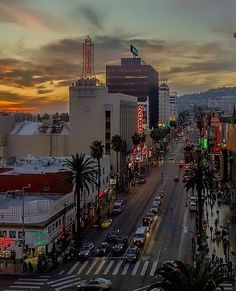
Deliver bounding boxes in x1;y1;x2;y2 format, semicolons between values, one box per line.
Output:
138;105;144;134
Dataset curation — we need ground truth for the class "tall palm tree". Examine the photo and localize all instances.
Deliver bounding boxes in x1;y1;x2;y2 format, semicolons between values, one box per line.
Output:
90;140;104;224
149;258;230;291
111;135;123;198
62;153;97;249
185;151;214;248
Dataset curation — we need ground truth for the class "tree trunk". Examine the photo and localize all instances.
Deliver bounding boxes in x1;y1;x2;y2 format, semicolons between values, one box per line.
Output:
76;188;81;249
97;159;101;225
197;188;203;249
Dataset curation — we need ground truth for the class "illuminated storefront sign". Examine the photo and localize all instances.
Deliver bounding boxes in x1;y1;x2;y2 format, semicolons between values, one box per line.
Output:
138;105;144;134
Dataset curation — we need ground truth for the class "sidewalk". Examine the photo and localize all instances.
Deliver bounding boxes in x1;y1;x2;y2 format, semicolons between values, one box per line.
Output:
203;195;236;265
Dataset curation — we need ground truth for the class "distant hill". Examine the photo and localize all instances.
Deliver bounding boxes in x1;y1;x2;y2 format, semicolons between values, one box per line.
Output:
179;86;236;100
177;87;236;111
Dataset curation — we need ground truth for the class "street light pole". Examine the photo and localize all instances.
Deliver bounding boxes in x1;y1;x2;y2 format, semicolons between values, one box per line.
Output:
22;184;31;260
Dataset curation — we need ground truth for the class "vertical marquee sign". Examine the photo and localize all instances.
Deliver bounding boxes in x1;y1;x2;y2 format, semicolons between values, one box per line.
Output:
138;105;144;134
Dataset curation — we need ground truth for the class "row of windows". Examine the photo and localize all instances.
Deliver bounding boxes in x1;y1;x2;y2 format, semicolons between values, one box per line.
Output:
0;230;24;239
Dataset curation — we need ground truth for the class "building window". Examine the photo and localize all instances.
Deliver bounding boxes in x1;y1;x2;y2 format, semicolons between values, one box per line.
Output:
43;183;50;191
9;231;16;238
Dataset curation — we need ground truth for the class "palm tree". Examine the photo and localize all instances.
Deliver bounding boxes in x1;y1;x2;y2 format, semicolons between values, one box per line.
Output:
149;258;230;291
132;133;140;147
90;140;104;225
62;153;97;249
111;135;123;198
185;150;214;249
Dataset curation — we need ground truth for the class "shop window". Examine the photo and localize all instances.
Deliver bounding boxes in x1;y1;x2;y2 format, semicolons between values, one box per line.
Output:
9;231;16;238
0;230;7;237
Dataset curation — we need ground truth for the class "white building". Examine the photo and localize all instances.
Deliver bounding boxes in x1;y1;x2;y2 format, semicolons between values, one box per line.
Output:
158;83;170;124
169;92;178;120
69;78;137;173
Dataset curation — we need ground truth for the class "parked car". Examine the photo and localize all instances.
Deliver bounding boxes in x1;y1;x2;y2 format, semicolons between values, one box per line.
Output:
149;206;160;215
107;229;119;242
112;235;128;256
77;277;112;290
144;212;155;223
189;202;197;211
182;174;189;183
125;246;140;263
101;219;112;230
152;201;161;208
138;174;146;184
154;195;162;203
178;161;185;168
142;217;152;230
174;175;180;182
78;243;95;259
156;190;164;198
96;242;110;256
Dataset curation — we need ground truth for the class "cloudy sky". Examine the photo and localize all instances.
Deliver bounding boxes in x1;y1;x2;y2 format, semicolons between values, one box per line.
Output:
0;0;235;113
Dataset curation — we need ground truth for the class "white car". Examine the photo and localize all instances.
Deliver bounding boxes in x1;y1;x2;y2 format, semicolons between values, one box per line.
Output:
189;202;197;211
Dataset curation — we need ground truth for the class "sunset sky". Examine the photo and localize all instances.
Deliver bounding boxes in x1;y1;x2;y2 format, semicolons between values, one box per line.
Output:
0;0;235;114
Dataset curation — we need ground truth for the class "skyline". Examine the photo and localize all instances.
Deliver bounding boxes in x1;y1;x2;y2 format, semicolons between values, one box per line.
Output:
0;0;235;114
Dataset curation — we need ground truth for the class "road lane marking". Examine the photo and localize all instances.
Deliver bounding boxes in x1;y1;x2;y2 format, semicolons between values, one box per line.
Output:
122;262;130;275
94;260;106;275
103;260;114;275
131;261;141;275
150;260;158;276
58;269;65;275
67;261;80;274
55;280;83;291
77;260;89;275
15;282;45;285
85;260;97;275
112;260;123;275
140;261;149;276
47;275;77;284
17;279;48;282
51;277;81;288
9;286;40;289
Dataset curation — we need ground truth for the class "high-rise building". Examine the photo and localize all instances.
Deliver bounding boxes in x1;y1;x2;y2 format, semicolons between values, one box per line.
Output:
106;57;159;128
169;92;178;120
158;83;170;124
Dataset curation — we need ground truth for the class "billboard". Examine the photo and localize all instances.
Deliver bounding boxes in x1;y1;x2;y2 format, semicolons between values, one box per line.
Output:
137;105;144;134
130;45;139;57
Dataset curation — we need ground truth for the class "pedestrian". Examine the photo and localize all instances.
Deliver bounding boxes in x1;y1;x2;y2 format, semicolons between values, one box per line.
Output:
216;209;219;219
28;261;33;272
23;261;28;273
214;218;218;228
210;226;213;239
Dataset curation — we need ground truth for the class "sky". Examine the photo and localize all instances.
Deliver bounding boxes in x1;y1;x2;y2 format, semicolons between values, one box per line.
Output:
0;0;235;114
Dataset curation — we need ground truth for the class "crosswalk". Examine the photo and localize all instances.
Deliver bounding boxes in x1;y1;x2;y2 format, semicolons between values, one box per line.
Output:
217;281;234;291
5;275;49;291
56;258;161;278
46;275;82;291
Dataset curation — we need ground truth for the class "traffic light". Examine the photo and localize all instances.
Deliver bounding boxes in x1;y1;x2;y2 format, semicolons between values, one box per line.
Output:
199;138;209;151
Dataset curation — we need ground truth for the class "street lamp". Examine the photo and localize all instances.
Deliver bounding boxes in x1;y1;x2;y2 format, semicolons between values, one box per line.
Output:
21;184;31;259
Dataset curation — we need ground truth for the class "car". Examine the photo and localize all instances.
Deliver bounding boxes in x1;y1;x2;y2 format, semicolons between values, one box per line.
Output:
125;246;140;263
182;174;189;182
107;229;120;242
101;219;112;230
138;174;146;184
112;235;128;256
174;176;180;182
169;154;174;160
154;195;162;204
189;202;197;211
77;277;112;290
144;212;155;223
152;201;161;208
156;190;164;198
149;206;160;215
78;243;95;259
96;242;110;256
142;217;152;230
178;161;184;168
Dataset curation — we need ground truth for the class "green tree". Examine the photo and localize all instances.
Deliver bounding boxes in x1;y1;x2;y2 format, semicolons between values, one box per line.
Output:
90;141;104;224
149;258;229;291
111;134;123;174
132;133;141;147
184;150;214;248
62;153;97;248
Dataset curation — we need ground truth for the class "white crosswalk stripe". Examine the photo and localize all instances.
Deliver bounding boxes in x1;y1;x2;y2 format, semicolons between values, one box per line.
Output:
150;260;158;277
140;261;149;276
217;282;233;291
94;260;106;275
122;262;130;275
67;261;80;275
112;260;123;275
85;259;97;275
132;260;141;276
103;260;115;275
76;260;89;275
5;276;48;291
47;275;81;291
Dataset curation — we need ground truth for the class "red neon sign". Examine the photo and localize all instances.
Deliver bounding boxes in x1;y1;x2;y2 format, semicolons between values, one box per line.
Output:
138;105;144;134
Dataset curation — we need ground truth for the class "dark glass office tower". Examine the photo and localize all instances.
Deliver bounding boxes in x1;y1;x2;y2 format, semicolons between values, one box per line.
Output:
106;58;159;128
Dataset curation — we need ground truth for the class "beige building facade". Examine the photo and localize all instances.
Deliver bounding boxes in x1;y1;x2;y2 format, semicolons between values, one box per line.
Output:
69;78;137;172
